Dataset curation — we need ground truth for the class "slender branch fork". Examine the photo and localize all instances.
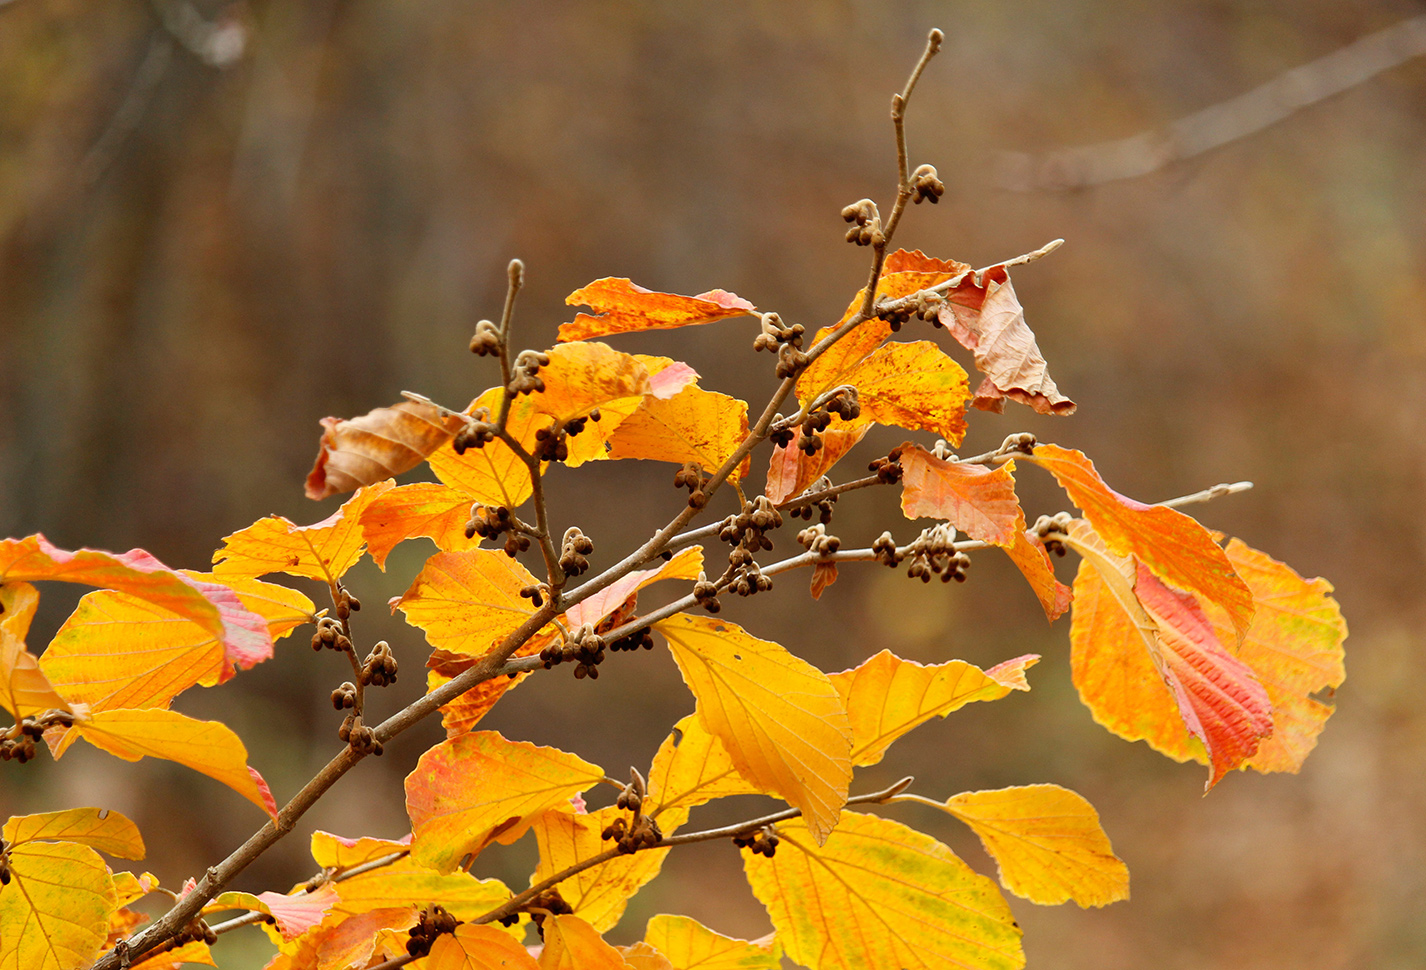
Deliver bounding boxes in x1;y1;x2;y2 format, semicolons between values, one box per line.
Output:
88;30;1214;967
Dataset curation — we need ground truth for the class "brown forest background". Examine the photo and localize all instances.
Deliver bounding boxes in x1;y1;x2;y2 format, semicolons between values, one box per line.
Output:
3;1;1425;967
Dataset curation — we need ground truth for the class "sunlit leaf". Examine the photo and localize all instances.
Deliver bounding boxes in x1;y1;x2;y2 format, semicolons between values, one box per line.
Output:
308;831;410;871
428;923;540;970
742;812;1023;970
0;583;72;720
1003;526;1073;622
764;425;869;505
839;341;970;442
538;914;633;970
266;907;414;970
305;400;465;501
527;341;656;466
561;279;756;342
619;941;675;970
642;914;781;970
654;615;851;844
397;549;542;658
829;650;1038;767
2;808;144;861
562;546;704;631
531;805;686;931
645;714;759;822
1211;540;1347;773
326;857;510;923
0;840;116;970
358;482;480;569
406;731;604;872
428;388;538;510
939;265;1075;415
937;785;1129;907
0;535;272;671
424;631;558;739
607;385;752;484
898;446;1022;546
204;885;338;940
211;482;394;583
67;708;278;818
1029;445;1254;639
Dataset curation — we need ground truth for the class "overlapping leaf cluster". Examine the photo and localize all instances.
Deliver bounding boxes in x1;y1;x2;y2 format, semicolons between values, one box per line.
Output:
1;32;1345;970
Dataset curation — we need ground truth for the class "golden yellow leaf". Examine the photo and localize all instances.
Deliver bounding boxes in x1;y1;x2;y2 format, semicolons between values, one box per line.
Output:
0;840;116;970
68;708;277;818
2;808;144;861
406;731;604;872
619;941;675;970
211;482;394;582
530;805;687;932
653;615;851;844
308;831;410;870
397;549;542;659
0;582;73;720
326;858;510;923
644;714;759;823
539;914;632;970
608;385;752;484
427;924;539;970
527;341;654;466
842;341;970;443
641;914;780;970
743;812;1023;970
939;785;1129;907
828;650;1039;767
428;388;539;510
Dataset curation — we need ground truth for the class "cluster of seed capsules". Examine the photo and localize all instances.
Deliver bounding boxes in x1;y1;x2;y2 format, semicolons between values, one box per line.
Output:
732;826;780;857
874;523;971;583
405;904;462;958
0;711;70;763
601;774;662;855
464;503;532;558
769;388;861;458
502;889;572;939
673;461;714;510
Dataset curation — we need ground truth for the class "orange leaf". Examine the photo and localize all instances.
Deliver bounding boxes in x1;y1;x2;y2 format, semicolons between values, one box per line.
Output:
1;582;73;720
405;731;603;872
809;561;838;600
1211;540;1347;773
1004;527;1073;622
939;265;1075;416
266;908;414;970
607;385;752;484
1066;524;1273;789
304;401;465;501
939;785;1129;908
424;630;557;738
69;708;279;817
829;649;1038;767
531;805;684;931
562;545;704;631
839;340;970;442
898;446;1023;546
641;914;780;970
397;549;541;659
1029;445;1254;639
428;924;540;970
526;341;657;467
742;812;1023;970
539;914;633;970
654;614;851;844
358;481;479;569
560;279;756;342
764;424;869;504
212;482;394;583
1;535;273;671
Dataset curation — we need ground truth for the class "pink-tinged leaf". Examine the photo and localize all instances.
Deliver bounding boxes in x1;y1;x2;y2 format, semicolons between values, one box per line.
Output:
560;279;756;342
1134;564;1274;789
563;546;704;631
809;562;838;600
0;535;272;676
644;361;700;399
205;886;339;941
305;401;467;501
898;446;1023;546
939;266;1076;416
764;425;869;505
1029;445;1254;639
1004;528;1073;622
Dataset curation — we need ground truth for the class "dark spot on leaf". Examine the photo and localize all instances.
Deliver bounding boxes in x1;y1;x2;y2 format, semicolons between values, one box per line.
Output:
670;726;684;747
733;654;742;661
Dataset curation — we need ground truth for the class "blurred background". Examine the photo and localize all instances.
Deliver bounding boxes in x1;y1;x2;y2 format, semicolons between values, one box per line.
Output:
2;1;1424;967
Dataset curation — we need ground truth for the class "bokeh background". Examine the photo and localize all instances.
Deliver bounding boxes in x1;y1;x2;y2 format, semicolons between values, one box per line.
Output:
3;1;1424;967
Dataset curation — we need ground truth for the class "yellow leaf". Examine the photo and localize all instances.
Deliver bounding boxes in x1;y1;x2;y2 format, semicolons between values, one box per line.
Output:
406;731;604;872
842;341;970;443
619;941;675;970
608;385;752;484
428;388;538;510
531;805;687;931
829;650;1039;767
309;831;410;870
0;840;117;970
0;582;73;720
427;924;540;970
397;549;542;658
940;785;1129;907
743;812;1023;970
2;808;144;861
645;714;759;823
70;708;277;818
527;341;654;466
211;482;394;582
641;914;780;970
539;914;632;970
357;482;480;569
327;858;510;923
654;615;851;844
